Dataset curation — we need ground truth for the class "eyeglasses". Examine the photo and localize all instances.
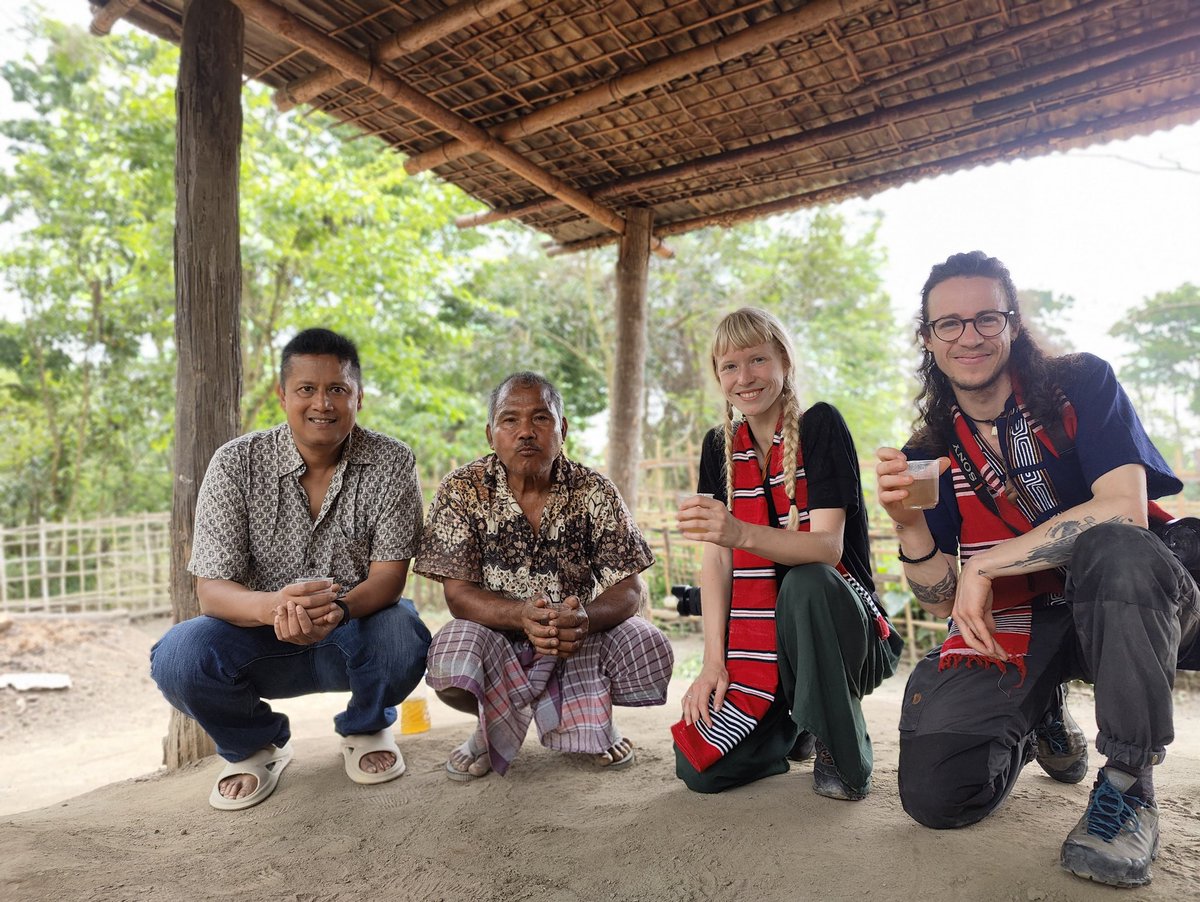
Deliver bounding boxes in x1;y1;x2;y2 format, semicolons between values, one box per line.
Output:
924;309;1016;342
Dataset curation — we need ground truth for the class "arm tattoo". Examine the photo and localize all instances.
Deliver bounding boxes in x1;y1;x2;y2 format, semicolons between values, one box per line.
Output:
909;568;957;608
995;513;1135;573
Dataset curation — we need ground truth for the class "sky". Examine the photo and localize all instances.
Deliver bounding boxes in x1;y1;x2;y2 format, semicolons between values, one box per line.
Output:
4;1;1200;369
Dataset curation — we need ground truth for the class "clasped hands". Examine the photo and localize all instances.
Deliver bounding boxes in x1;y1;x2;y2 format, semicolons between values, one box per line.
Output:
273;578;344;645
521;594;589;658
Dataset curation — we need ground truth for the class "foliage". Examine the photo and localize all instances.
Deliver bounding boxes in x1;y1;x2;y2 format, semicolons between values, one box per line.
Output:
1017;288;1076;353
1109;282;1200;468
452;211;909;471
0;14;485;523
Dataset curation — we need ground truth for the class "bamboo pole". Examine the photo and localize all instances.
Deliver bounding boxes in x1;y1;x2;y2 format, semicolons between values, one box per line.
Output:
405;0;878;175
89;0;140;36
273;0;525;112
231;0;627;238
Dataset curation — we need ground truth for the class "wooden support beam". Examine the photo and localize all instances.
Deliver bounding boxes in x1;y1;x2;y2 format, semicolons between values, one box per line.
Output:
847;0;1130;98
405;0;877;175
507;20;1200;228
168;0;244;768
231;0;626;237
273;0;524;112
607;207;654;513
90;0;141;36
545;92;1200;255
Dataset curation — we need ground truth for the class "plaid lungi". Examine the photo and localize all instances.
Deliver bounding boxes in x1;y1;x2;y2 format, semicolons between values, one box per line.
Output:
426;617;674;775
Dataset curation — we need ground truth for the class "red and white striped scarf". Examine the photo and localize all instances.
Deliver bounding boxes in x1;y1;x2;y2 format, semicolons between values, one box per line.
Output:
672;416;886;772
939;401;1067;679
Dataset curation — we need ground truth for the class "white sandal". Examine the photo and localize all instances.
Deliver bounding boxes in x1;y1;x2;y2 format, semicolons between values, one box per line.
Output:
340;727;406;785
208;742;294;811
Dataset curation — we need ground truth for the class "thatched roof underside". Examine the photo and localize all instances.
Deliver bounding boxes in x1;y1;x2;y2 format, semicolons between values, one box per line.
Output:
105;0;1200;251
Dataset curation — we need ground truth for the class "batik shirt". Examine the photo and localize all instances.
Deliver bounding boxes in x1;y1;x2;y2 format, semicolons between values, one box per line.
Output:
189;423;423;592
415;454;653;604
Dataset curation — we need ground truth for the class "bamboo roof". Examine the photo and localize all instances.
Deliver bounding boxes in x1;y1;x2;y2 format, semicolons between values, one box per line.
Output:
99;0;1200;252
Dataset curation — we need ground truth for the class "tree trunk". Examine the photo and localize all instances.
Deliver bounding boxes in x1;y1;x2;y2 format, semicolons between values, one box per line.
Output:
606;207;653;514
166;0;244;769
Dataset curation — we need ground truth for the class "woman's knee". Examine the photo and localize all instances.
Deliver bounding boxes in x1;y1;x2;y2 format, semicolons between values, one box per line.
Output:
776;563;842;611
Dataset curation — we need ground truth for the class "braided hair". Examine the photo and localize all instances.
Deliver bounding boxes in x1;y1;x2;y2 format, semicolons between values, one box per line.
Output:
711;307;804;530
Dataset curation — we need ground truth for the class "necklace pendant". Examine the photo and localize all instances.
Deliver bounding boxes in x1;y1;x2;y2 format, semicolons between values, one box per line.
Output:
991;425;998;438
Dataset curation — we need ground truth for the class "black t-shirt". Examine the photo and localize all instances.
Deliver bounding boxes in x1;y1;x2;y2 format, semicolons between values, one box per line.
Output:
697;401;875;593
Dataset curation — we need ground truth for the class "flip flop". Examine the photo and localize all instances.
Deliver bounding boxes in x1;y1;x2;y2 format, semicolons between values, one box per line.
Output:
208;742;294;811
340;727;406;785
597;737;635;770
445;730;492;782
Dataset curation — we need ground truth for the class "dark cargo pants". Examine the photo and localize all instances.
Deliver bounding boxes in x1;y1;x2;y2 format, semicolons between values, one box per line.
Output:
899;523;1200;829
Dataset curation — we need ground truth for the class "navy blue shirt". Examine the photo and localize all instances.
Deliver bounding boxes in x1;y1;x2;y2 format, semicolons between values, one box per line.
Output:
904;353;1181;555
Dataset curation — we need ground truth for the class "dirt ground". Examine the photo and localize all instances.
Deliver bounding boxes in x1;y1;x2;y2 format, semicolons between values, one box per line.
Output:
1;613;1198;902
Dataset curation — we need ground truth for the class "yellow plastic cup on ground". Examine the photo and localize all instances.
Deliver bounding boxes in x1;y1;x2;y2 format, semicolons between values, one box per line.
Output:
400;680;431;735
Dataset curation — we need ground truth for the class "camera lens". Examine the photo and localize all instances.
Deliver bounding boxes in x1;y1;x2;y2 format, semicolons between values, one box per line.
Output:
670;584;702;616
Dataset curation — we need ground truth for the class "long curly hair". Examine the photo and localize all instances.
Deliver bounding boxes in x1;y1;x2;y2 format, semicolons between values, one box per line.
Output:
911;251;1075;452
711;307;803;530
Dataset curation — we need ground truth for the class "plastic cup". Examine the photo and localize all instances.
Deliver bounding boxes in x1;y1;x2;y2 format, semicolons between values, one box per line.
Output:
677;491;715;539
400;681;431;735
903;460;940;510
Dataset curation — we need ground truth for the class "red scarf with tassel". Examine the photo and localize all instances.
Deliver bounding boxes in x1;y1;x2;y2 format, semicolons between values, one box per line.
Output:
672;416;889;772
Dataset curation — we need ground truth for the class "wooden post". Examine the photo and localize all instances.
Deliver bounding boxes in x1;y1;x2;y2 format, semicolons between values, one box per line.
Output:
606;207;653;513
166;0;244;768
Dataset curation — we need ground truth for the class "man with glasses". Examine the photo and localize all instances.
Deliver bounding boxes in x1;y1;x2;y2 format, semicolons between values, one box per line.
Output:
874;251;1199;888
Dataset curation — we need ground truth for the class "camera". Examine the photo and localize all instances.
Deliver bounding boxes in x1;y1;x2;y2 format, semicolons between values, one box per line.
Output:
1152;516;1200;578
670;584;702;616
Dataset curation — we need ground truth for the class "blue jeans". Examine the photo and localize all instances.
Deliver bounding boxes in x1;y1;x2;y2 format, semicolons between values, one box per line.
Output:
150;600;431;761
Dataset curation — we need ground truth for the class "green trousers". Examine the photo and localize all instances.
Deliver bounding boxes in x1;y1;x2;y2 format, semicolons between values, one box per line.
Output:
676;563;902;794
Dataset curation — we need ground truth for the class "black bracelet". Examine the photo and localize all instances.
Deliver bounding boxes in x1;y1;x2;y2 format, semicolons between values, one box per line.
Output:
333;598;352;627
898;543;940;565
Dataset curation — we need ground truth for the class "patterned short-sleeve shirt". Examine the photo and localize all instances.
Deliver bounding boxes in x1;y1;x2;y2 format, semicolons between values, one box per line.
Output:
188;423;423;592
415;454;653;604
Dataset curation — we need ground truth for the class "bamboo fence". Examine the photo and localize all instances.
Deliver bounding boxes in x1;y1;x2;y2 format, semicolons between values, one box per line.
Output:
3;456;1197;656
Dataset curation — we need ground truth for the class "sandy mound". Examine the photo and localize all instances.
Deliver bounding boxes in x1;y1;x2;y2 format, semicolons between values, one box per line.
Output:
1;616;1198;901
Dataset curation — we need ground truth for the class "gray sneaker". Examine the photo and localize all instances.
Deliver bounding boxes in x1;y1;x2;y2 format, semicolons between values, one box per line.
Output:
1034;683;1088;784
1060;768;1159;888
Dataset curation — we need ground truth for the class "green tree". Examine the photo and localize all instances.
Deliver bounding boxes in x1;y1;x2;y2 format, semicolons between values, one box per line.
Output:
450;210;906;471
1109;282;1200;469
0;14;488;522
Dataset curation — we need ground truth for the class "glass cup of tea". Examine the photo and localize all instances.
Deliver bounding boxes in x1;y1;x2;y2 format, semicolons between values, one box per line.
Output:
903;460;940;510
677;491;716;539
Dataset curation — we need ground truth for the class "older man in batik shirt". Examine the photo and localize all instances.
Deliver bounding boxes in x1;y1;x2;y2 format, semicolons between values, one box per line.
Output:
415;372;673;781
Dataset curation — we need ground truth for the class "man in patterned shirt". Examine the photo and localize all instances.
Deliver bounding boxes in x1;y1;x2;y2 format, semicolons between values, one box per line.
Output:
415;372;673;781
151;328;431;810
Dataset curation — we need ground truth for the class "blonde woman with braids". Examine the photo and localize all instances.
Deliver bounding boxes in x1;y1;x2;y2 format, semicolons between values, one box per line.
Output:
672;307;903;796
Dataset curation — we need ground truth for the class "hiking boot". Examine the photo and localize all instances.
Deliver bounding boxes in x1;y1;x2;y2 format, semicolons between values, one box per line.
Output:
812;740;868;801
1060;768;1159;888
1034;683;1088;784
787;730;816;762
